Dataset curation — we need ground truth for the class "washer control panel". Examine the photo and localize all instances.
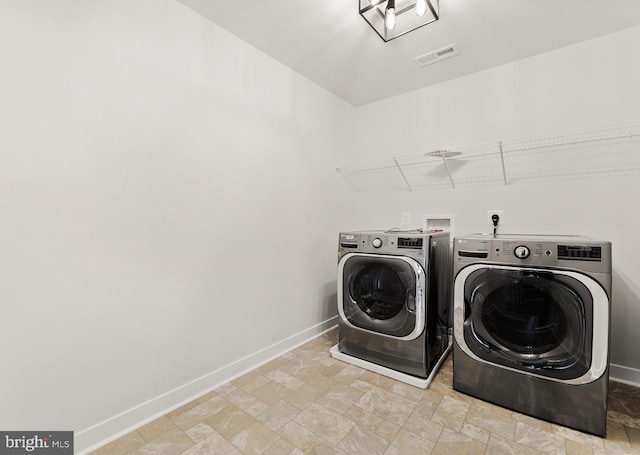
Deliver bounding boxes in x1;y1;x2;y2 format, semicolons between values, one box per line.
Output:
338;231;448;258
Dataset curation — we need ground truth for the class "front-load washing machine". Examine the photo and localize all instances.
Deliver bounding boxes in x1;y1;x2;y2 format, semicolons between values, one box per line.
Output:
334;230;451;381
453;234;611;435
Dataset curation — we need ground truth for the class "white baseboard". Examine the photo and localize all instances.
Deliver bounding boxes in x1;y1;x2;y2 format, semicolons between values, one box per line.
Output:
76;316;338;454
610;363;640;387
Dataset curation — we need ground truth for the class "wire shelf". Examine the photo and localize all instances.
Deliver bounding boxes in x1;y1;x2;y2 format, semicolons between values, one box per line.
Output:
337;120;640;191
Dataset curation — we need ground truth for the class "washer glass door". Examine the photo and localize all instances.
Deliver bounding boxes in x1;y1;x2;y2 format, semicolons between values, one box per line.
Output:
460;266;593;380
339;253;425;339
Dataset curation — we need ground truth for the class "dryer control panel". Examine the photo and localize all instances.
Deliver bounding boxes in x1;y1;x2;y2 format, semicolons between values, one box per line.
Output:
454;234;611;274
558;245;602;261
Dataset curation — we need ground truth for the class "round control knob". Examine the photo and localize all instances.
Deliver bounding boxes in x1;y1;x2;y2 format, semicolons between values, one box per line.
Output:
372;238;383;248
514;245;530;259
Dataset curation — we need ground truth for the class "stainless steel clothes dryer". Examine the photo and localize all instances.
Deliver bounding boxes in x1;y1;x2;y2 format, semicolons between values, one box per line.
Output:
453;234;611;436
337;230;451;379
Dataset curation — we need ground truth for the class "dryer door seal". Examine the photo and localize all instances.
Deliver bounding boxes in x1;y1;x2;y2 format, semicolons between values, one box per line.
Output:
454;264;609;385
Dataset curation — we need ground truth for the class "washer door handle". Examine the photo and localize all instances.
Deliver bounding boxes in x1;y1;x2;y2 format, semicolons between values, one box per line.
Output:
405;286;420;314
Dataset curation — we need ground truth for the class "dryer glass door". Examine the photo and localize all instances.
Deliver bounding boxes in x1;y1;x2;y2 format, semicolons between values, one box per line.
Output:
461;267;593;380
339;254;425;339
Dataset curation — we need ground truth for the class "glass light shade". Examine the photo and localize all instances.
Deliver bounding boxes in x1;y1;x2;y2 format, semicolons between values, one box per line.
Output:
359;0;439;42
385;7;396;30
416;0;427;16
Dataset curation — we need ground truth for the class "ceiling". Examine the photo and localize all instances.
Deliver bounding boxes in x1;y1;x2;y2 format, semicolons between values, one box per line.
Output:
177;0;640;106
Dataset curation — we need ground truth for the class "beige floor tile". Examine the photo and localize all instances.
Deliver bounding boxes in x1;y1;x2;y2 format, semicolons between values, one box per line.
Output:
566;439;594;455
229;421;281;455
128;428;193;455
485;433;542;455
214;382;236;396
180;430;241;455
167;400;200;419
489;402;516;418
204;403;255;439
286;358;329;382
422;388;445;405
430;427;487;455
402;413;443;443
625;425;640;449
355;386;417;426
232;370;271;393
170;395;230;431
343;406;384;433
411;395;440;421
251;381;291;406
608;410;640;431
256;356;295;376
429;380;458;398
430;395;471;432
311;351;339;368
184;422;216;443
304;439;348;455
292;345;324;359
389;381;426;403
552;424;605;451
315;383;365;415
262;437;296;455
294;403;355;445
515;421;566;453
610;382;640;417
243;399;270;417
460;422;490;444
217;383;259;410
384;428;436;455
137;416;177;442
195;390;219;404
337;425;389;455
601;439;640;455
322;362;348;379
284;382;325;410
90;431;145;455
333;364;366;385
255;399;300;431
465;405;516;439
265;369;305;390
606;420;632;447
445;390;488;410
350;379;375;393
375;419;401;443
277;420;318;451
306;373;338;392
358;371;397;390
512;411;554;432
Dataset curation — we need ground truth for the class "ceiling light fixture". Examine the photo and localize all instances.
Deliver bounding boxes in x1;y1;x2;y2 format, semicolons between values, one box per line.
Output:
359;0;439;42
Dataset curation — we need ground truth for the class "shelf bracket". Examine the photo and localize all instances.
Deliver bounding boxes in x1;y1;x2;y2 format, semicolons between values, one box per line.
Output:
439;151;456;189
393;157;412;191
498;141;508;186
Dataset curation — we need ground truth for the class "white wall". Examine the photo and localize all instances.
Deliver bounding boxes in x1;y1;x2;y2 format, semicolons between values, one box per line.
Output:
347;26;640;380
3;2;639;450
0;0;355;451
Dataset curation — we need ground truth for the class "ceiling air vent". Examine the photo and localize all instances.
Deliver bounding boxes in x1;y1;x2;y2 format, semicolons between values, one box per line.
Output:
415;44;460;68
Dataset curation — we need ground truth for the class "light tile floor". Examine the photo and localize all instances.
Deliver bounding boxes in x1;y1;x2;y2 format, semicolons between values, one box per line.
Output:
92;329;640;454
